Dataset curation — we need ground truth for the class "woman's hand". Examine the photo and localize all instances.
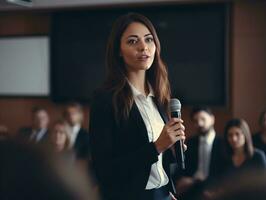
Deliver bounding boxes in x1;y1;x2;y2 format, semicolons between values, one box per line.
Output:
169;192;177;200
154;118;185;154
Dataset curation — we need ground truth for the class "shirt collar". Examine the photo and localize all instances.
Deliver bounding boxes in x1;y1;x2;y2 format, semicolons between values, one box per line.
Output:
72;124;81;134
127;80;154;98
200;129;216;145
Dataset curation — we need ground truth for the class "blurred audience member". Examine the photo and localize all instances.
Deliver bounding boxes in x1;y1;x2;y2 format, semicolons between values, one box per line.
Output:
201;119;266;200
0;125;9;140
176;107;224;199
64;102;90;160
49;120;72;154
18;107;50;145
0;139;98;200
223;118;266;173
253;110;266;154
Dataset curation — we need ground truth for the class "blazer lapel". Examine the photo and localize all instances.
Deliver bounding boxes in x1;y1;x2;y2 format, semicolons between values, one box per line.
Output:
152;98;169;123
128;102;150;142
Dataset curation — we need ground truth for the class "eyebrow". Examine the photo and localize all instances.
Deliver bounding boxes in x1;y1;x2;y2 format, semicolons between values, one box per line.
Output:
127;33;153;38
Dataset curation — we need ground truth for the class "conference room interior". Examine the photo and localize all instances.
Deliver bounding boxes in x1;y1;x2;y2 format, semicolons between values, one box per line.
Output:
0;0;266;199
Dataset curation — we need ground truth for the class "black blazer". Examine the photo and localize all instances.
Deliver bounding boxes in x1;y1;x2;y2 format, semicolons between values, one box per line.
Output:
17;127;49;145
252;132;266;155
73;128;90;160
183;134;224;179
222;148;266;176
89;91;176;200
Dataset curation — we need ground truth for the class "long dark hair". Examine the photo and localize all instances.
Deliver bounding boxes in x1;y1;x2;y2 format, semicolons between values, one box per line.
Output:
104;13;171;122
224;118;254;159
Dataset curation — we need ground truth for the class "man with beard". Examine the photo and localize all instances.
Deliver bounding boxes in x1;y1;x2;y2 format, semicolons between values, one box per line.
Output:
175;107;224;200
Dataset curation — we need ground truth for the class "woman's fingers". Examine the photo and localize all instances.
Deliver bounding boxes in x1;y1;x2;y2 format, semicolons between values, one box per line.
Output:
167;118;183;126
168;123;185;133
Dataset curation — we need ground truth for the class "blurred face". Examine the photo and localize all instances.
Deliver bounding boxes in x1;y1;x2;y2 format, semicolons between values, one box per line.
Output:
120;22;156;73
227;126;246;151
51;124;67;152
65;106;82;126
193;111;215;135
33;110;49;129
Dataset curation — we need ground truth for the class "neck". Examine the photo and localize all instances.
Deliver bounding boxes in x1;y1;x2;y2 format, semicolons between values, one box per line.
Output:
127;71;148;96
233;147;245;156
200;127;214;137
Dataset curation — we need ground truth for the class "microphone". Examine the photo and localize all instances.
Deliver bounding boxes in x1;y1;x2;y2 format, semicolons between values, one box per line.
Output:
169;98;185;170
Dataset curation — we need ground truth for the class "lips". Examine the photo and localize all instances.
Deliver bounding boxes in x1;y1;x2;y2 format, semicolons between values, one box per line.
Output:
137;54;150;61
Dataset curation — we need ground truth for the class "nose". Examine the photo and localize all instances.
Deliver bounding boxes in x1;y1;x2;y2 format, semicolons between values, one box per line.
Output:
197;120;204;128
231;135;238;143
138;40;148;52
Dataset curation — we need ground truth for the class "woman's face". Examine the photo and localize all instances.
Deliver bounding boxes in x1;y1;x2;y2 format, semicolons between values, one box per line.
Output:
51;124;67;152
120;22;156;73
227;126;246;151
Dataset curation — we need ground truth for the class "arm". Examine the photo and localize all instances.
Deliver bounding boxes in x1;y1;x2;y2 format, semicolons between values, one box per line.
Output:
89;93;159;190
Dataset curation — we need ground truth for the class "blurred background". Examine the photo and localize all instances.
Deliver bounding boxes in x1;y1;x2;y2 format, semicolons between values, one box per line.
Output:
0;0;265;138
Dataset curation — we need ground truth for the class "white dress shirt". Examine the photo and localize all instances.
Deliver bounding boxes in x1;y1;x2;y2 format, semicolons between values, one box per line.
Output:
128;81;169;190
69;124;81;147
30;128;47;143
194;129;216;181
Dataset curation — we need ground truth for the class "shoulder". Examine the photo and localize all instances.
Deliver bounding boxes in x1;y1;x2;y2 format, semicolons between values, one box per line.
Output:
252;132;261;140
91;89;113;104
90;90;114;112
251;149;266;167
187;135;199;142
214;134;223;140
186;135;199;147
253;148;266;160
79;128;89;136
18;127;32;136
213;135;225;145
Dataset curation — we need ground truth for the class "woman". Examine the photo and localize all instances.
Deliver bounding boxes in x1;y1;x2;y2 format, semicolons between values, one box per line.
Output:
89;13;185;200
223;118;266;173
200;119;266;200
49;120;72;154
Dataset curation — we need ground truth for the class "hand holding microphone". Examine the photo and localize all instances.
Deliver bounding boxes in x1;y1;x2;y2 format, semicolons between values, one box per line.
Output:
169;99;186;170
154;99;186;170
154;117;185;154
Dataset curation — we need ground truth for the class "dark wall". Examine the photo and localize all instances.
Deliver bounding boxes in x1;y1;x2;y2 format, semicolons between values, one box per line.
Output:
1;1;265;136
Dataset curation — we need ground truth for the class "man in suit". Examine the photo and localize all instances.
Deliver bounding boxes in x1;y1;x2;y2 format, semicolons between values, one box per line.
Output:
64;102;90;160
253;110;266;155
175;106;224;199
18;107;50;145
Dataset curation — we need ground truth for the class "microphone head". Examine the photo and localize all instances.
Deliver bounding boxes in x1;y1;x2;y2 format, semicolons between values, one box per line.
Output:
169;98;181;112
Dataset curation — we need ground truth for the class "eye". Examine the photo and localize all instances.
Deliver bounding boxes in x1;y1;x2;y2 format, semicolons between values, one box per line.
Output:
146;37;154;43
127;39;138;45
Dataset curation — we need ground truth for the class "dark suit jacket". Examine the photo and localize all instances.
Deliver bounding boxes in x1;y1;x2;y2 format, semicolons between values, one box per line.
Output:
73;128;90;160
252;132;266;155
183;134;224;180
17;127;49;146
89;91;176;200
222;148;266;176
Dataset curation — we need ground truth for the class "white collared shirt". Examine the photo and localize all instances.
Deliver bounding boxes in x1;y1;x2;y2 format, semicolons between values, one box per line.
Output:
194;129;216;180
70;124;81;147
30;128;47;142
128;81;169;190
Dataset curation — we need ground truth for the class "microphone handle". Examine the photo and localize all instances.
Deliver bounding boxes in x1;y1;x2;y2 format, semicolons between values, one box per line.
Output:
171;111;185;170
